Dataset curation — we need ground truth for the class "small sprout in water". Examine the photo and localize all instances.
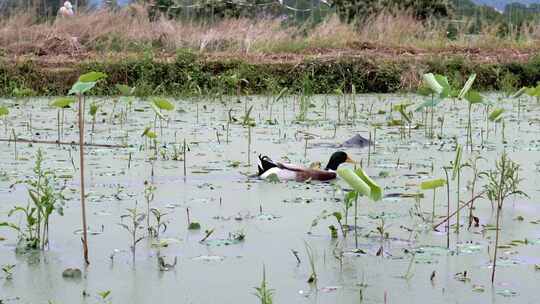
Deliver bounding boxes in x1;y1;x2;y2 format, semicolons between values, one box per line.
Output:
253;265;274;304
188;222;201;230
2;264;15;280
98;290;111;301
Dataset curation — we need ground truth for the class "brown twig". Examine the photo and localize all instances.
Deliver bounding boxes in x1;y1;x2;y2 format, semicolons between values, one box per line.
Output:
433;191;486;231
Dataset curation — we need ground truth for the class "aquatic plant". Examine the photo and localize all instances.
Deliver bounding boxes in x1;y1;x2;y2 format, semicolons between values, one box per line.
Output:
481;153;527;283
150;97;174;137
2;264;15;280
149;208;168;239
253;265;274;304
119;201;146;264
186;208;201;230
68;71;108;264
304;241;317;284
420;178;446;222
457;73;483;151
0;149;65;250
49;98;74;142
337;167;382;247
451;144;463;233
143;181;156;235
462;154;485;228
417;73;450;139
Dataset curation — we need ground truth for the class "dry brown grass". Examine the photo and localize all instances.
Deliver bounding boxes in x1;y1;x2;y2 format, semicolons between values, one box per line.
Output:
1;5;539;59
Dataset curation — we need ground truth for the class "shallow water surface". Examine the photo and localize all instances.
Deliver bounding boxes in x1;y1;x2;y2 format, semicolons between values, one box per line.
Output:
0;94;539;303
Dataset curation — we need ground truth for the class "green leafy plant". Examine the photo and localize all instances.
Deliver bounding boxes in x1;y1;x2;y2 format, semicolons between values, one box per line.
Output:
49;97;75;142
417;73;450;139
150;97;174;136
253;265;274;304
119;201;146;264
149;208;168;239
481;153;527;283
337;167;382;247
1;149;64;250
143;181;156;235
68;71;108;264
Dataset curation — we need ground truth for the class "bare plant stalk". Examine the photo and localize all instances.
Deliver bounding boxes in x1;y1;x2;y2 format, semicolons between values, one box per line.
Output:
492;158;506;283
247;125;252;166
183;138;187;179
78;95;89;265
443;167;450;249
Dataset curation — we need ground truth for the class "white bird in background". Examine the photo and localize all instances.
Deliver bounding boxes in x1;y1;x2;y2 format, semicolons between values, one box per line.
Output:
58;1;74;17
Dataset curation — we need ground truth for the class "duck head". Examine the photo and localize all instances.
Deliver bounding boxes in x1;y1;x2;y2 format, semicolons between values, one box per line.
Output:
325;151;355;171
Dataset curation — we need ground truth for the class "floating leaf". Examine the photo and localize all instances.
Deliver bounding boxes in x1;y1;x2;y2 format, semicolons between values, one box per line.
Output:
420;178;446;190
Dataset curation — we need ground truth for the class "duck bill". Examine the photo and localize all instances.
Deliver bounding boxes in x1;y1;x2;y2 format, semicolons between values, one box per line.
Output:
345;156;356;164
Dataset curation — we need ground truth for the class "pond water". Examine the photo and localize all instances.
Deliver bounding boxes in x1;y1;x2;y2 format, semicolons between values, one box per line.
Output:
0;94;539;304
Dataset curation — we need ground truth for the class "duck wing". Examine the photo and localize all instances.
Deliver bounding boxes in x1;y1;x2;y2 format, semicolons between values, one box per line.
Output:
276;163;336;182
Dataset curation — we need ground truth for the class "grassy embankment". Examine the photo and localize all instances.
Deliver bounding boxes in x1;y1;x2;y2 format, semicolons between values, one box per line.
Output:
1;6;539;96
